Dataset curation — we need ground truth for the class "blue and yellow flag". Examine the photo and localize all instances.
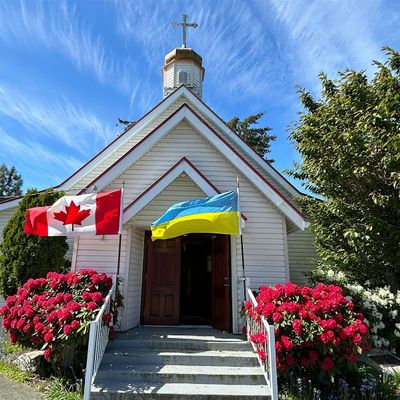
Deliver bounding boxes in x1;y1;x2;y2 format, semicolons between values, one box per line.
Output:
151;190;241;240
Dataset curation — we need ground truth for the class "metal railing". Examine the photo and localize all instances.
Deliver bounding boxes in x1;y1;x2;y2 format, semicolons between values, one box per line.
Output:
83;277;117;400
245;278;278;400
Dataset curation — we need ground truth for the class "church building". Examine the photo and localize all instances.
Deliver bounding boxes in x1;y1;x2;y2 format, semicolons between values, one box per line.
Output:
0;29;316;335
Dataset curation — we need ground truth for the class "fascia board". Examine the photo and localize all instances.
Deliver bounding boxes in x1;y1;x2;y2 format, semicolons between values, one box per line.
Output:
180;87;301;198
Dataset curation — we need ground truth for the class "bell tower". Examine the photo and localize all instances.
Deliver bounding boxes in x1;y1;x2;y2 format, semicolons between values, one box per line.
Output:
162;15;205;98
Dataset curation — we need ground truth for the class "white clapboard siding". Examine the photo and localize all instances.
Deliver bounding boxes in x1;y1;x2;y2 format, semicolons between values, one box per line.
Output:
73;96;187;189
184;98;297;205
71;94;298;210
105;121;287;332
74;232;129;330
287;229;318;285
0;207;17;243
65;237;74;261
133;174;206;227
163;62;175;89
123;227;144;330
74;233;127;276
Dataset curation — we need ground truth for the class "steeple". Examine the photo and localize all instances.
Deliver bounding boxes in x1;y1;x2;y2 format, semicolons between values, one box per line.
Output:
162;15;205;98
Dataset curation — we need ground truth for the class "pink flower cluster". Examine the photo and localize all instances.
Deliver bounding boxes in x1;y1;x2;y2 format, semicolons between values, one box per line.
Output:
0;270;114;362
243;282;369;375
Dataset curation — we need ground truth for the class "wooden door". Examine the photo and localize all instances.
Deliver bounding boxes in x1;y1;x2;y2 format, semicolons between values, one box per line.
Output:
143;232;181;325
211;235;231;331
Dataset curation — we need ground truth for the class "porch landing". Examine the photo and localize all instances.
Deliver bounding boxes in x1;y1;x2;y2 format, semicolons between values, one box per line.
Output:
91;326;271;399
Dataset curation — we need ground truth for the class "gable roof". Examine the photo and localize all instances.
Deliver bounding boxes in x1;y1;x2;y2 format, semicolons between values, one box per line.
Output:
77;103;305;229
0;85;304;219
122;157;247;224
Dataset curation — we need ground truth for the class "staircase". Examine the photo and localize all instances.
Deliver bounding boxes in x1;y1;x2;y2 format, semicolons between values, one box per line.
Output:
91;326;271;399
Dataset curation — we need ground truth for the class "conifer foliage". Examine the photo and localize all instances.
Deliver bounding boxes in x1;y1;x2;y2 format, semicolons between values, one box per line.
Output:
227;112;276;162
0;189;68;296
0;164;23;202
289;48;400;290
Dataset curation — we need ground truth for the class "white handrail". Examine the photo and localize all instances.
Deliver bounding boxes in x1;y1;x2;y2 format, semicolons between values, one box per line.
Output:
245;279;278;400
83;277;117;400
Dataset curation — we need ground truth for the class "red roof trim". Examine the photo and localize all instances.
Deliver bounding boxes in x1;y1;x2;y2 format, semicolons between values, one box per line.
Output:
55;87;185;189
79;104;187;194
123;156;247;221
185;86;303;196
185;106;305;219
81;103;303;219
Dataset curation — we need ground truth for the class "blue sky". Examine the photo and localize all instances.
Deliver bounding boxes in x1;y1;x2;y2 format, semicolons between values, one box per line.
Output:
0;0;399;192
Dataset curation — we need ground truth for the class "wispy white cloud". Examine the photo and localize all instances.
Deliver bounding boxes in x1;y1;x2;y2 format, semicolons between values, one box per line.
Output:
0;84;113;154
0;1;135;95
112;0;288;103
0;126;82;187
267;0;393;93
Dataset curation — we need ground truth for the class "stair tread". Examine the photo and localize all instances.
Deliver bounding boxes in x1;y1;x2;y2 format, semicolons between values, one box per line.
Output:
96;364;264;375
93;328;268;398
92;382;271;396
116;327;245;343
105;349;255;357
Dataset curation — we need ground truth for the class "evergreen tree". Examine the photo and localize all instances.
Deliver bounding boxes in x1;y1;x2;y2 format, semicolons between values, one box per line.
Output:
0;164;23;202
0;189;68;296
289;48;400;290
227;112;276;162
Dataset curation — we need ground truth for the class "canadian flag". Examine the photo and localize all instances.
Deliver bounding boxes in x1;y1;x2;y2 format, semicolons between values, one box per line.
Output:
24;189;122;236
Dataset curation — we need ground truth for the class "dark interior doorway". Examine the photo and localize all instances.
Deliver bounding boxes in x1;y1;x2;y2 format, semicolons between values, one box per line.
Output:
180;234;212;324
142;232;232;331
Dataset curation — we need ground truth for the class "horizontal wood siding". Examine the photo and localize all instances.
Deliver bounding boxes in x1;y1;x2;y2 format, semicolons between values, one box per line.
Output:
132;174;206;227
109;121;287;332
69;95;298;210
71;97;187;190
124;227;144;330
74;232;129;330
65;237;74;261
164;63;174;88
0;207;17;243
184;99;297;205
287;229;317;285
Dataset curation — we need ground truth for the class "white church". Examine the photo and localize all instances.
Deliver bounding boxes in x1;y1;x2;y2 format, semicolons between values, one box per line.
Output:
0;25;316;336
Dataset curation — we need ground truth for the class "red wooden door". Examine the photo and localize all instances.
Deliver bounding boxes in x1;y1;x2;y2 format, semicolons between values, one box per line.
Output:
143;233;181;325
211;235;231;331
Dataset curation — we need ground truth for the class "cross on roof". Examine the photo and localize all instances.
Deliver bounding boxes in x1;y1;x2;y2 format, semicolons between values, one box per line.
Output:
172;14;198;48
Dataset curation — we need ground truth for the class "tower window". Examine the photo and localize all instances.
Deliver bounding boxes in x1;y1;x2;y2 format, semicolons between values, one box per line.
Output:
178;70;188;84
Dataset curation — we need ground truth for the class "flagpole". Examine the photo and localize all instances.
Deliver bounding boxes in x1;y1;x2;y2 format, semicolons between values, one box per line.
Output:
237;177;247;303
115;187;124;292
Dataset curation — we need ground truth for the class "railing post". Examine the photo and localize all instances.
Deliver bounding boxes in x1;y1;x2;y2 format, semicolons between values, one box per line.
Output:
267;324;278;400
245;277;251;300
83;321;97;400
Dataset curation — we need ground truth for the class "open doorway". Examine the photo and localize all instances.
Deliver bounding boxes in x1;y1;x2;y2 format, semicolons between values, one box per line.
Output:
141;232;232;331
180;234;212;324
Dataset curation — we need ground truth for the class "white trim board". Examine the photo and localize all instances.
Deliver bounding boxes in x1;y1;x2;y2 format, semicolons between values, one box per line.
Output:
122;158;247;225
92;106;305;230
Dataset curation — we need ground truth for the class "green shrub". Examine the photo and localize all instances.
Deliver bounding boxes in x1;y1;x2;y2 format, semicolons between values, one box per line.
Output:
0;189;68;296
309;268;400;355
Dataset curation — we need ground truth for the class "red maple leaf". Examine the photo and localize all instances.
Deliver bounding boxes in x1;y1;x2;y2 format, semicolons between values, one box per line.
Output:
53;201;91;226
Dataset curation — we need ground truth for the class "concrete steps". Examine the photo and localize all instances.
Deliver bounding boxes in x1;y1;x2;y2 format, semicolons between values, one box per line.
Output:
91;327;270;399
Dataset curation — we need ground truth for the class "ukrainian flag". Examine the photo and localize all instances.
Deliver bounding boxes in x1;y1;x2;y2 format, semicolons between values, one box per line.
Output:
151;190;241;240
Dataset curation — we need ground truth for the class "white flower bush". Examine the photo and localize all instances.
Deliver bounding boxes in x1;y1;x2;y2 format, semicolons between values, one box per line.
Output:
309;269;400;355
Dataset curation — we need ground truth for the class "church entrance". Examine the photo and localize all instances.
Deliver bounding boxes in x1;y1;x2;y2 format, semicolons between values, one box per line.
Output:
141;232;232;331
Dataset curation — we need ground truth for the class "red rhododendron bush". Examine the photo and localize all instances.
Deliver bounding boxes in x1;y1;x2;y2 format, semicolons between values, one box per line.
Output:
0;269;116;370
243;282;370;376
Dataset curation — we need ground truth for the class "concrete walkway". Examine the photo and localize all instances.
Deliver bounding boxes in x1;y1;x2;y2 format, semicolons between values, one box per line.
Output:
0;375;42;400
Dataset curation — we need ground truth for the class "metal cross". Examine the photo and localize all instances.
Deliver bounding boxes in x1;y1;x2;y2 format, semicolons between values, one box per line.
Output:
172;14;198;48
